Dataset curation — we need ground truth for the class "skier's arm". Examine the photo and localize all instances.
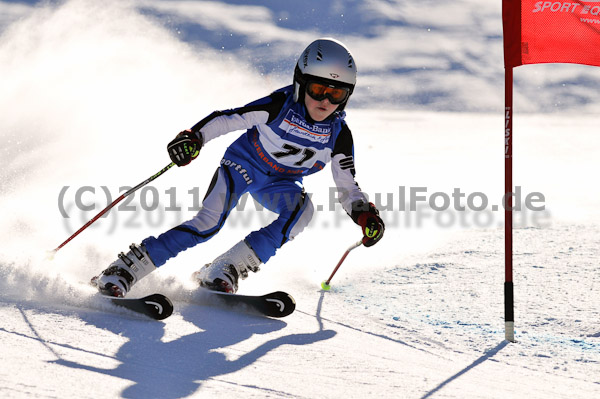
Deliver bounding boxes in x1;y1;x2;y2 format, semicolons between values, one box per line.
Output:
192;91;287;144
331;123;368;214
168;91;286;166
331;124;384;247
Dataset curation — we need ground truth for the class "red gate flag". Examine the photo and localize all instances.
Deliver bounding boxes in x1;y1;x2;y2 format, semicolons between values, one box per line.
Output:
503;0;600;67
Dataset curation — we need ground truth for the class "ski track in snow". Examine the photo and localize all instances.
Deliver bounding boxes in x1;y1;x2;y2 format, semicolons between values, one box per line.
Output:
0;0;599;398
1;224;598;398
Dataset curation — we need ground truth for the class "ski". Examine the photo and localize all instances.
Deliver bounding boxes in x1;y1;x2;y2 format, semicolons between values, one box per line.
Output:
199;290;296;318
108;293;174;320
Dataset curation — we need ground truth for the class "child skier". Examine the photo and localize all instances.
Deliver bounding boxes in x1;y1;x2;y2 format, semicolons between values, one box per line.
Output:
92;38;385;297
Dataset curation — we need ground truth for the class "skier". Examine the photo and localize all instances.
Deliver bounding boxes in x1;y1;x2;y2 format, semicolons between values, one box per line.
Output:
91;38;385;297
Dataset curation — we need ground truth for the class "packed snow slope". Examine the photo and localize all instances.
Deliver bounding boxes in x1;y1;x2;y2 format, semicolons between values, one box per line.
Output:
0;1;599;398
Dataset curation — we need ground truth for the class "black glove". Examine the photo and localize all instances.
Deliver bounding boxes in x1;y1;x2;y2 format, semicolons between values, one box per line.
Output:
351;201;385;247
167;129;203;166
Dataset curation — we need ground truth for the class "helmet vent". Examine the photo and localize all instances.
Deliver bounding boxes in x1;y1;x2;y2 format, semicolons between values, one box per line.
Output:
302;49;309;67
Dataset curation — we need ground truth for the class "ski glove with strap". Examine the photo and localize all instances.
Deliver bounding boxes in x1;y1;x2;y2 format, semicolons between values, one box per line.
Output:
168;129;203;166
351;201;385;247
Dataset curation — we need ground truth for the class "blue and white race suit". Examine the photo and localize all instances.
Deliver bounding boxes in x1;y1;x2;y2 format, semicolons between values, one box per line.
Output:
142;85;368;266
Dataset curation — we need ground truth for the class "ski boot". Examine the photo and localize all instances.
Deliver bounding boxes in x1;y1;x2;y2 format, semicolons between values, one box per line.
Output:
91;243;157;297
193;240;261;294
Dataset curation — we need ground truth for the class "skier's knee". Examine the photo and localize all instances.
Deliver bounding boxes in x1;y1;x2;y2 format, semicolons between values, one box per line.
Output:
288;195;314;239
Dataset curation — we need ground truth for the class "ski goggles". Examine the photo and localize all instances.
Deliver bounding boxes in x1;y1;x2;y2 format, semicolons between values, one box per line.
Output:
305;81;350;105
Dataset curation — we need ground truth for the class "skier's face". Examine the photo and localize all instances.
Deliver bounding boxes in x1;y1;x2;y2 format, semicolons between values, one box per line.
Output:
304;92;338;122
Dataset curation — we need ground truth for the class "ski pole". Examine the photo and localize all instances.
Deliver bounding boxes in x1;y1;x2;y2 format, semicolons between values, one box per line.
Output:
48;162;176;258
321;239;363;291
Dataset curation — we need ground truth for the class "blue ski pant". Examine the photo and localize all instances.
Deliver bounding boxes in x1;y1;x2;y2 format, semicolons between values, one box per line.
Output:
142;147;314;267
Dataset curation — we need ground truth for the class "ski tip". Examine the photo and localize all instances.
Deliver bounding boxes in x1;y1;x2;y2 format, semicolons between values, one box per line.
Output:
263;291;296;318
143;294;174;320
110;293;174;321
196;289;296;318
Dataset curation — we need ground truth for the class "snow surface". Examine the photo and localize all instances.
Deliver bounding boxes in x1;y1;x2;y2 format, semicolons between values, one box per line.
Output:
0;1;599;398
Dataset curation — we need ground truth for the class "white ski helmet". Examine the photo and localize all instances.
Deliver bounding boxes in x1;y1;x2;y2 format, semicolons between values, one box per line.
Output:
293;38;357;110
